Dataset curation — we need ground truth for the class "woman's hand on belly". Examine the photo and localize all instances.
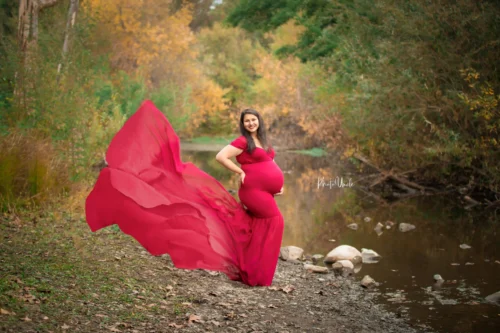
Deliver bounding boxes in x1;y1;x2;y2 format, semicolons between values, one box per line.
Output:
239;171;246;184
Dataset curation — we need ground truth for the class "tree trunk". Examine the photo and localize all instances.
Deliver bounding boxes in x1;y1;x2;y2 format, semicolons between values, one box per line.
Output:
17;0;32;52
58;0;79;75
15;0;60;107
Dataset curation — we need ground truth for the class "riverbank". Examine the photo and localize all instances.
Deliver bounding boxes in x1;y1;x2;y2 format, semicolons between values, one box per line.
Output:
0;207;428;333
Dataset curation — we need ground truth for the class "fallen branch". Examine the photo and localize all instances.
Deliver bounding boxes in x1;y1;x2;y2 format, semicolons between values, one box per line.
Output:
353;153;436;192
486;199;500;208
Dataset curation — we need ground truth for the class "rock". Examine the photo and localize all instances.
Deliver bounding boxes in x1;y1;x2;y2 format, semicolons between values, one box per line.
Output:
280;246;304;261
374;222;384;233
331;262;354;277
432;281;444;290
311;254;324;264
360;275;377;288
303;264;328;274
433;274;444;282
386;221;395;228
465;262;474;266
485;291;500;305
347;223;358;230
336;260;354;269
336;259;363;274
361;248;382;263
459;244;471;250
364;217;372;222
332;262;343;271
324;245;362;264
398;223;416;232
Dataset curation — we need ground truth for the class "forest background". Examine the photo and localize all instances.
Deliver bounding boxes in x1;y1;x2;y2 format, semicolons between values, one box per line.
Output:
0;0;499;210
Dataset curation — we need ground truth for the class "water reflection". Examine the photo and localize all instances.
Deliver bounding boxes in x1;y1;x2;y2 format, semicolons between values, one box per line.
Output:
181;148;500;333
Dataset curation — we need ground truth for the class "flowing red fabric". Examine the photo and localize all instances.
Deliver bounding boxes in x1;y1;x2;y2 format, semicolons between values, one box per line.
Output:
85;100;284;286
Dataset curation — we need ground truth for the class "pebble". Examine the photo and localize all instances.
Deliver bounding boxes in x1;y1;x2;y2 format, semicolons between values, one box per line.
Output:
303;264;328;274
360;275;377;288
399;223;416;232
433;274;444;282
347;223;358;230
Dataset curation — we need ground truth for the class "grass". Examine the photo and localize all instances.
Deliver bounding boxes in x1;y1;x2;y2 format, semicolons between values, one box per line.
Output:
0;207;194;332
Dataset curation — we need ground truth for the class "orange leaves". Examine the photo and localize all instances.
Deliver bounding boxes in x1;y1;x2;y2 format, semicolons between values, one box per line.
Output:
85;0;195;81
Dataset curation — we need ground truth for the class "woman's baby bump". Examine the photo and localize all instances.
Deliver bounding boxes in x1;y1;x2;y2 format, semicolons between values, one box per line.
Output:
241;161;284;194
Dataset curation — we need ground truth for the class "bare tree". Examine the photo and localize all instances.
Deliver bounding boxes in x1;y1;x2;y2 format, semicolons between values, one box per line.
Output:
58;0;80;75
57;0;80;75
16;0;60;106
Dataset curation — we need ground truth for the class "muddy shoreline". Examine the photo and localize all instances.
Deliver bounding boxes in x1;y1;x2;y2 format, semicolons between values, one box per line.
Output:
160;256;431;333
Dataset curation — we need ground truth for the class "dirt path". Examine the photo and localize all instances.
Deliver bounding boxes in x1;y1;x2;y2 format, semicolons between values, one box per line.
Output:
0;209;430;333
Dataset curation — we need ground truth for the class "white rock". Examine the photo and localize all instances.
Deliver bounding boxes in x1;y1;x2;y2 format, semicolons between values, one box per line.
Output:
324;245;362;264
485;291;500;305
374;222;384;233
459;244;471;250
336;260;354;269
399;223;416;232
303;264;328;274
364;217;372;222
347;223;358;230
280;246;304;261
433;274;444;282
361;248;382;263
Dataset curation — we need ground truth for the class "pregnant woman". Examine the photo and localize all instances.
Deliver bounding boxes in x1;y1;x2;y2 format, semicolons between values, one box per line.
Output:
216;108;285;285
85;100;285;286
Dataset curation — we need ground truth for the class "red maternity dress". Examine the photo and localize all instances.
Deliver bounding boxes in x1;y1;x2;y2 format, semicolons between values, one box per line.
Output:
85;100;285;286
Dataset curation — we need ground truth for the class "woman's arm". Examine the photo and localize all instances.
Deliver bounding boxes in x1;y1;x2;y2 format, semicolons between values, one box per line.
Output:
216;145;246;182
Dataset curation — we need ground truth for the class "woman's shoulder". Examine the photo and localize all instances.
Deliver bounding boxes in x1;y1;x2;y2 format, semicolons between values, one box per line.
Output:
229;135;247;149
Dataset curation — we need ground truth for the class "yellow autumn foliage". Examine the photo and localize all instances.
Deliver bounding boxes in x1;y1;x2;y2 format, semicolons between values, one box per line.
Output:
84;0;230;135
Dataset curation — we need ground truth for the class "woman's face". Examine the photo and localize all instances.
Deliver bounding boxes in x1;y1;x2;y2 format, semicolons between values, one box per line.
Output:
243;114;259;134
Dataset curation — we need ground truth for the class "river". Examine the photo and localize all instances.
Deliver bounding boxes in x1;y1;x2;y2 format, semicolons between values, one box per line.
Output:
180;143;500;333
